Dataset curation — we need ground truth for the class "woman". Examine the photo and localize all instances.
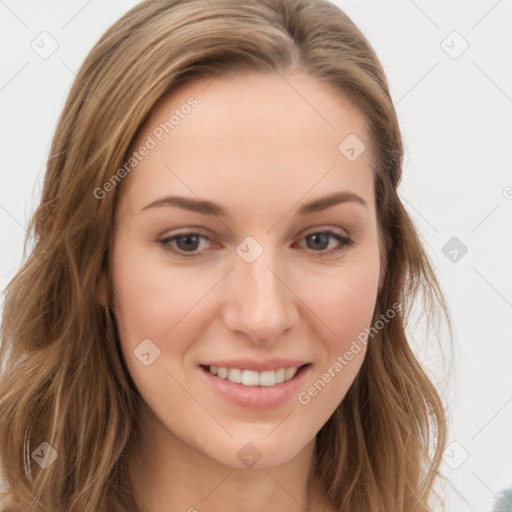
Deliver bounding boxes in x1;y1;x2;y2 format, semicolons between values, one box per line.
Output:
0;0;451;510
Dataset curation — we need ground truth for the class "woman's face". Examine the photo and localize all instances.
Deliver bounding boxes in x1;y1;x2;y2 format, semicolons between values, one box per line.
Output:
108;71;383;469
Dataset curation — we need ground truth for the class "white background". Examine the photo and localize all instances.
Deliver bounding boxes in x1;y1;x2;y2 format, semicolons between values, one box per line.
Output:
0;1;511;511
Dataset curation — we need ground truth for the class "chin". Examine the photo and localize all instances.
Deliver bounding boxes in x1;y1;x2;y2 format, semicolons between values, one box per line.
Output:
201;431;315;470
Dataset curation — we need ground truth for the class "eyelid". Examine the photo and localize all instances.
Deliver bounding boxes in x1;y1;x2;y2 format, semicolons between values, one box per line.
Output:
158;225;351;244
299;224;352;239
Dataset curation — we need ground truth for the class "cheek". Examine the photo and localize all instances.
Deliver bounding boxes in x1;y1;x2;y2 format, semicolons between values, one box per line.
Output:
111;241;209;342
110;242;210;410
332;268;379;341
298;256;380;347
294;261;379;421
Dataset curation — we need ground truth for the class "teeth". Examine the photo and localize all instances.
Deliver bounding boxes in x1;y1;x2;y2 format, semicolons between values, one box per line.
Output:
241;370;259;386
227;368;242;384
275;368;285;384
259;371;275;387
207;365;301;386
285;367;298;380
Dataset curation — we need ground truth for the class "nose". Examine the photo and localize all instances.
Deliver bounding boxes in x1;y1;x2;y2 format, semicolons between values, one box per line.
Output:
221;245;298;345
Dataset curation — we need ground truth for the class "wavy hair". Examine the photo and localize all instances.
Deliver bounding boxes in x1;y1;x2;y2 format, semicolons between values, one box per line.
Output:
0;0;451;510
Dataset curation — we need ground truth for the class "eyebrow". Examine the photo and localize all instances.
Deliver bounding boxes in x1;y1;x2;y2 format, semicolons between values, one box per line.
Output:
140;191;367;216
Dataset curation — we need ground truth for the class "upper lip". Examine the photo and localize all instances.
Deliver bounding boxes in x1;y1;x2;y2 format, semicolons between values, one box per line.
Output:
200;358;311;372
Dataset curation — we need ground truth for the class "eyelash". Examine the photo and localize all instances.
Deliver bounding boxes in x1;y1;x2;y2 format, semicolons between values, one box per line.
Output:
157;229;354;258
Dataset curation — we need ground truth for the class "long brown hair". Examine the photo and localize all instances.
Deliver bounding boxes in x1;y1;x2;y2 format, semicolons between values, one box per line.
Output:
0;0;451;510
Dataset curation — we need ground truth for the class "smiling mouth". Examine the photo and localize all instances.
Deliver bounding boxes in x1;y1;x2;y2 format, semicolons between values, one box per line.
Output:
200;363;311;387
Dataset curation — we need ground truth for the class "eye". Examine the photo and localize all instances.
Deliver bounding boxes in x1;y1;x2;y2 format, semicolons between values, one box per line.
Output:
296;230;354;256
158;229;354;258
159;232;211;256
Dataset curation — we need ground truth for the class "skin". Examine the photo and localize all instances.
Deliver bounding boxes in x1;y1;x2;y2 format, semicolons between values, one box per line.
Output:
103;70;384;512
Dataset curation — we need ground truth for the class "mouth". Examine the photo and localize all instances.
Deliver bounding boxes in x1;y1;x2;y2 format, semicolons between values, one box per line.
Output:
199;363;311;387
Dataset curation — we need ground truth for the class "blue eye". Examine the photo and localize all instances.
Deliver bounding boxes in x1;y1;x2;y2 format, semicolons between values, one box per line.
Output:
163;233;206;253
300;231;354;254
158;230;354;258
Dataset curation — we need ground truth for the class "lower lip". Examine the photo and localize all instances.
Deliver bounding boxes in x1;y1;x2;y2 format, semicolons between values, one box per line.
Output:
198;365;312;409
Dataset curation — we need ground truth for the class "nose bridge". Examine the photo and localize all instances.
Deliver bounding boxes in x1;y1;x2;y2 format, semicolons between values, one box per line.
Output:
222;240;297;343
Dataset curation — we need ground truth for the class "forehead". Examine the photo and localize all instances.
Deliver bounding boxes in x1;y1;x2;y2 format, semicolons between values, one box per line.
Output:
117;71;375;220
